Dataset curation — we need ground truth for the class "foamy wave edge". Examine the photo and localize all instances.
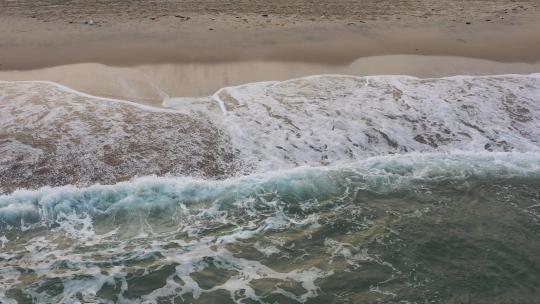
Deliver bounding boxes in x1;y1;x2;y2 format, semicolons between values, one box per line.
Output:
1;152;539;227
3;72;540;108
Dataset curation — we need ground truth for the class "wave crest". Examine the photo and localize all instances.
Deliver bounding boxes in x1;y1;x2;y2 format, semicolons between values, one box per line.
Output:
1;152;539;229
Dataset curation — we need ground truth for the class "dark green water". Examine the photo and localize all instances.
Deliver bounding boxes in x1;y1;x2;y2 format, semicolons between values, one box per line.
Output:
1;153;539;303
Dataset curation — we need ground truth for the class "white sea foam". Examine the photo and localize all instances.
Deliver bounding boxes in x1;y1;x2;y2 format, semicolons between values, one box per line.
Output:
1;152;539;227
2;73;540;192
193;74;540;171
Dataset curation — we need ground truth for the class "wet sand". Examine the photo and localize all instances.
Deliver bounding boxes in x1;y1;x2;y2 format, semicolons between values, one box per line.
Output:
2;56;540;104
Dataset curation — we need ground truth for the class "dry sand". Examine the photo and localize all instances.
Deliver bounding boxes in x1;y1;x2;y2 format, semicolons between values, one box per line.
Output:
2;0;540;67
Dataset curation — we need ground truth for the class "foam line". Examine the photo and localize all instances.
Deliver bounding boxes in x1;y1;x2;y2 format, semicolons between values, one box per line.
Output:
1;152;539;226
3;73;540;112
0;80;180;113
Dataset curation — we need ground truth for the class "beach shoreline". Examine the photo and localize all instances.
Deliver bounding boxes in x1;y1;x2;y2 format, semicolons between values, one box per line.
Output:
2;2;540;303
2;0;540;102
2;56;540;104
1;1;540;70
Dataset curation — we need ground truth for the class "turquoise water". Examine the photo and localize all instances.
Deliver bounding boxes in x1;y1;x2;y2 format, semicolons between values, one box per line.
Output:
1;153;540;303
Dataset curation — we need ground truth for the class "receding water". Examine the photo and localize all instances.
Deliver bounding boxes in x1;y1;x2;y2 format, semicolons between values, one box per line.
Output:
1;153;540;303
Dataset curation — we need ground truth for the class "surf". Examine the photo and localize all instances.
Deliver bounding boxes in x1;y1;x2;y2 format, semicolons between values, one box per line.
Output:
1;152;540;303
1;152;539;228
2;73;540;303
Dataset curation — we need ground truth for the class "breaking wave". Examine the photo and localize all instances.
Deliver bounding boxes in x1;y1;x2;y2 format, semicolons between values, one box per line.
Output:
1;152;539;228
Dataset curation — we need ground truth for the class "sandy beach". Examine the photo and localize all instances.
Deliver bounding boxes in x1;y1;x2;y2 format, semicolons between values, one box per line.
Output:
2;2;540;304
1;0;540;102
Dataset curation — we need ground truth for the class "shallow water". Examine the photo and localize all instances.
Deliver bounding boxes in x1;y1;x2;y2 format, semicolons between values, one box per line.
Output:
2;56;540;101
1;153;540;303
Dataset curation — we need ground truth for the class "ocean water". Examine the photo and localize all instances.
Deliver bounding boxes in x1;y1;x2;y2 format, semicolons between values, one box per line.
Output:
1;75;540;303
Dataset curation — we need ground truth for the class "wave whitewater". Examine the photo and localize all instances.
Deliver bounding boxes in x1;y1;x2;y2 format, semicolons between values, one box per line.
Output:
203;73;540;171
2;73;540;193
